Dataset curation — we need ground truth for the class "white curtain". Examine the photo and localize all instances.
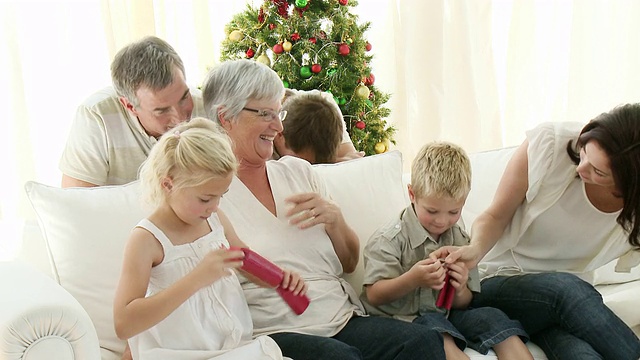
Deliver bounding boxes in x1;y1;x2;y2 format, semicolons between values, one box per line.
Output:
2;0;640;261
358;0;640;168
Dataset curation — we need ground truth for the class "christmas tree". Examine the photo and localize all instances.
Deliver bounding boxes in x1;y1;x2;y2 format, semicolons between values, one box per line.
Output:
220;0;395;155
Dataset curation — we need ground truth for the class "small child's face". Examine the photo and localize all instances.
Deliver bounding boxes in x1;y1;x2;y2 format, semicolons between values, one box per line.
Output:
410;192;465;238
167;173;233;225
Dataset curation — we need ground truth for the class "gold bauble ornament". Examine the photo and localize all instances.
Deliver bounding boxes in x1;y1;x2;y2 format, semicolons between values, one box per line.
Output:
282;41;293;52
228;30;244;42
257;54;271;67
374;142;387;154
383;138;391;149
355;84;370;99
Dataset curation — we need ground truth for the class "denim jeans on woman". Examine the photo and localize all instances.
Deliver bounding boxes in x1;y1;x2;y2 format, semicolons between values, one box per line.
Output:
269;315;445;360
471;272;640;360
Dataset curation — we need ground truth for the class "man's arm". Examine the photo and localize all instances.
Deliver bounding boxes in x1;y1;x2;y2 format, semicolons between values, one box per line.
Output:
61;174;98;188
60;89;120;188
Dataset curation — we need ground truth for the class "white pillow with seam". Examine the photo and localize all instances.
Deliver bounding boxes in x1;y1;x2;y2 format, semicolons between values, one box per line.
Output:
313;150;410;291
24;180;148;360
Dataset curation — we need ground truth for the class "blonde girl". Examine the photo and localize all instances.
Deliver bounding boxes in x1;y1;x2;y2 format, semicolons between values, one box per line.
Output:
113;118;304;360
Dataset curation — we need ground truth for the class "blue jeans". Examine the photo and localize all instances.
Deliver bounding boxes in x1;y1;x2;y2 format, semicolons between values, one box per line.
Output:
269;315;445;360
413;307;529;354
471;273;640;360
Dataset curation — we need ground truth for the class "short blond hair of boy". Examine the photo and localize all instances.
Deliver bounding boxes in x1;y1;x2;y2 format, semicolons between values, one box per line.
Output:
410;141;471;201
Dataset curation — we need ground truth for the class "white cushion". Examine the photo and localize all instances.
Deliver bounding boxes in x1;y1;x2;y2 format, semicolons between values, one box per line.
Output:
313;150;410;291
24;181;148;359
463;146;517;228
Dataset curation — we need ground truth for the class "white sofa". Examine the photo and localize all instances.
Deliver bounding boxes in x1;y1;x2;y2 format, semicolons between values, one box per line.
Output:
2;148;639;359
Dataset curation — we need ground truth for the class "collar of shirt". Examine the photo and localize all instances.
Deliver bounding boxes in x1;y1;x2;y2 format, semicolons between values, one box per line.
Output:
127;111;158;145
401;205;457;251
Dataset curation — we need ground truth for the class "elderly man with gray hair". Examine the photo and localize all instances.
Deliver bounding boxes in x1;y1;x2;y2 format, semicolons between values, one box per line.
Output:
60;36;205;188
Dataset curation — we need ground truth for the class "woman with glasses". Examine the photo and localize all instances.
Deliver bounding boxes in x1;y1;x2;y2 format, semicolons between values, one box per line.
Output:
201;59;446;360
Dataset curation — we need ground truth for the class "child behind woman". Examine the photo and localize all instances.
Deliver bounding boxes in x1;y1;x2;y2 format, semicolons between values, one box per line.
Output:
361;141;533;359
113;118;305;359
273;90;344;164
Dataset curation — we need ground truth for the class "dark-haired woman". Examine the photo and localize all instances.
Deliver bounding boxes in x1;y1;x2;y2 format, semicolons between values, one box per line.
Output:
434;104;640;359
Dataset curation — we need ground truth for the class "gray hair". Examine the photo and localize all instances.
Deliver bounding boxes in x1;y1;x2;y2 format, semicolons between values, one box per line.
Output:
202;59;285;124
110;36;185;107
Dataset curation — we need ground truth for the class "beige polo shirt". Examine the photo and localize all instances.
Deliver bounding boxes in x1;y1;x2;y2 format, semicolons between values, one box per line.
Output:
361;205;481;319
59;86;205;186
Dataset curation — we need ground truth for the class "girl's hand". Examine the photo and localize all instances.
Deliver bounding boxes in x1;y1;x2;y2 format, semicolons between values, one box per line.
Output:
408;258;447;290
285;192;341;229
192;248;244;288
280;269;308;296
446;261;469;292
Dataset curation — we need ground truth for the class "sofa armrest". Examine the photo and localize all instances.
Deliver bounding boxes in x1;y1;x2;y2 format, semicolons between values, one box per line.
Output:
0;260;100;360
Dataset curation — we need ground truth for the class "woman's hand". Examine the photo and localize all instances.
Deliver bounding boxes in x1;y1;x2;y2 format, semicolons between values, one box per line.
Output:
429;245;484;270
280;269;308;296
284;191;359;273
285;192;341;229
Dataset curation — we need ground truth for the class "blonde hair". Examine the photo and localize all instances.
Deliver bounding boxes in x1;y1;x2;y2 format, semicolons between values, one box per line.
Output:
410;141;471;200
139;117;237;207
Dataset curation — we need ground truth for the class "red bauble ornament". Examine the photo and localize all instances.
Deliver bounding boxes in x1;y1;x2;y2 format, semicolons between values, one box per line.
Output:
269;23;277;30
364;73;375;86
273;44;284;54
291;33;301;42
246;48;255;58
338;44;350;56
309;37;317;44
355;120;366;130
365;42;372;51
339;0;348;5
311;64;322;73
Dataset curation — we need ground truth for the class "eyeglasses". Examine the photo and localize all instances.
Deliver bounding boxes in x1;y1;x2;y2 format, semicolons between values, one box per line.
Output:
242;107;288;122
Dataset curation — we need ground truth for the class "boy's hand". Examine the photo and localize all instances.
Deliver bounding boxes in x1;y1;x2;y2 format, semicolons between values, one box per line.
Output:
409;258;447;290
446;261;469;293
280;269;308;296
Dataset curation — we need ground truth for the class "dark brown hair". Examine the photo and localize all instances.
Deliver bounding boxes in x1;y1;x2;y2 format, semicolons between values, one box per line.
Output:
281;92;343;164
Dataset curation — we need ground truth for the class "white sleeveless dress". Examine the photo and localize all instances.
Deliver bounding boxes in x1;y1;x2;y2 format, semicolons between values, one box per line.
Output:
128;215;285;360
